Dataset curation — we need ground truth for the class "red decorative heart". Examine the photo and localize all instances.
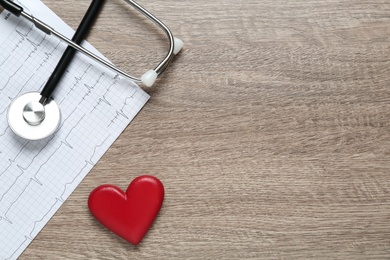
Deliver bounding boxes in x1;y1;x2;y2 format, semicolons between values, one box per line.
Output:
88;175;164;245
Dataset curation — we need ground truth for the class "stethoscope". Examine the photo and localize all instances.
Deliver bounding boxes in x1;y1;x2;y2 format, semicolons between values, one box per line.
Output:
1;0;183;140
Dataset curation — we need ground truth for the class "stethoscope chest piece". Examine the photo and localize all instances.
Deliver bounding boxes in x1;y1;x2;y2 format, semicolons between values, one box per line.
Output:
7;92;61;140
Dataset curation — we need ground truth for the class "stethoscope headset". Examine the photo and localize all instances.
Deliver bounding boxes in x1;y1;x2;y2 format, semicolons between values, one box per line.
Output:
0;0;183;140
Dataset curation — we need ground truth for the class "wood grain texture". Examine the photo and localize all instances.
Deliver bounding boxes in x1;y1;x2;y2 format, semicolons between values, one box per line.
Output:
17;0;390;258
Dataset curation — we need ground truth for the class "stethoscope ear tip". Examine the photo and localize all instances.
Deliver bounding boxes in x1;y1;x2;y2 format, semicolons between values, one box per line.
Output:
141;38;183;87
141;70;158;87
173;37;184;55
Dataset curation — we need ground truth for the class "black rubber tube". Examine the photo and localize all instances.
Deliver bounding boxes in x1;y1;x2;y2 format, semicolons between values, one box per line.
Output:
0;0;23;16
40;0;105;103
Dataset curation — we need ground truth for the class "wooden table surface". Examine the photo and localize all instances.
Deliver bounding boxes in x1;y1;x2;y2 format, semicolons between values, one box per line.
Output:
17;0;390;258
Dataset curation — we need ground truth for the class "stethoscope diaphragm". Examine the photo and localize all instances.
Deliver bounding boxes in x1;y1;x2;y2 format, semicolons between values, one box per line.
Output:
7;92;61;140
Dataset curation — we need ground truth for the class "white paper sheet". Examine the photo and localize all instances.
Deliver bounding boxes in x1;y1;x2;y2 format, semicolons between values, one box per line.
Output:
0;1;149;258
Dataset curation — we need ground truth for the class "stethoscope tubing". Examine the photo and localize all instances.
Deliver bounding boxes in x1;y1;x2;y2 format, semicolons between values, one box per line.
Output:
122;0;175;75
40;0;105;104
1;0;178;86
21;10;141;81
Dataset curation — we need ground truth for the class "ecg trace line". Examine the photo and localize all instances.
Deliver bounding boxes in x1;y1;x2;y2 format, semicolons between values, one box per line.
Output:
11;23;33;53
58;161;93;201
5;236;31;260
28;199;62;239
88;134;110;164
0;4;148;259
0;126;9;140
33;143;67;184
0;167;24;205
91;95;111;113
17;137;54;171
2;177;42;224
0;161;13;178
24;34;47;62
107;90;137;128
78;73;105;105
0;64;24;92
0;54;11;68
65;64;93;98
7;73;35;101
36;41;61;72
63;114;86;149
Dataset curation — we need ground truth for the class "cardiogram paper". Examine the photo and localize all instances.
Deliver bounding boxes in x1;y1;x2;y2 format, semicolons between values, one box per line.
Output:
0;0;149;259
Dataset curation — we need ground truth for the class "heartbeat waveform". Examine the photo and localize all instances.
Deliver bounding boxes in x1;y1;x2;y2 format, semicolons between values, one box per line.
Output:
91;95;111;114
24;34;47;62
36;41;61;72
56;107;77;131
12;26;34;53
0;64;23;92
17;137;54;171
2;177;42;224
0;126;9;140
88;134;110;164
0;9;148;259
4;235;30;260
58;161;93;201
67;64;93;96
107;89;137;127
107;109;129;127
0;54;10;68
0;103;8;116
0;160;13;178
63;114;86;149
28;198;62;238
78;73;105;105
7;73;35;100
0;166;24;205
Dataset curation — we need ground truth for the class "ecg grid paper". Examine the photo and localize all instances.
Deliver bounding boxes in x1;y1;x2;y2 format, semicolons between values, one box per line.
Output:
0;0;149;258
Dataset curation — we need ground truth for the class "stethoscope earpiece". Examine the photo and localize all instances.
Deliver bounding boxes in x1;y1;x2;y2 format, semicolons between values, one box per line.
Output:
173;37;184;55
